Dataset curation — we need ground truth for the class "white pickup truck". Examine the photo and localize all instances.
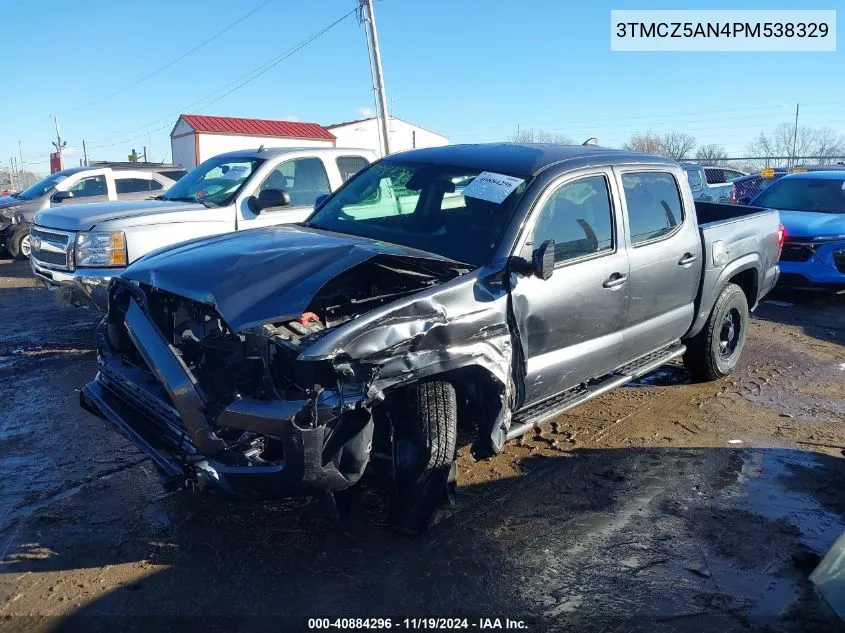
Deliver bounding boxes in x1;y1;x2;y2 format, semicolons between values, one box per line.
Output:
30;147;377;309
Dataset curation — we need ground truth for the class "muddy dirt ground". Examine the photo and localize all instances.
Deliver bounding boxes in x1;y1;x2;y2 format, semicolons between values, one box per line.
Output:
1;257;843;632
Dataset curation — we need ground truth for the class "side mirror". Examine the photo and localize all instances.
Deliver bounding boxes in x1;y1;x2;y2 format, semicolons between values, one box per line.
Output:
737;196;751;205
52;190;74;203
532;239;555;280
314;193;330;209
250;188;290;212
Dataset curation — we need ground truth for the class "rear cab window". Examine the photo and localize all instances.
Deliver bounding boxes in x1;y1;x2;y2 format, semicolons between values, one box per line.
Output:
621;171;684;245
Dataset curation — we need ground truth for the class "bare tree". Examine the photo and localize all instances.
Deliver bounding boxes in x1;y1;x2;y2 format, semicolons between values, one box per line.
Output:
623;131;665;155
661;132;697;161
810;127;845;165
745;123;845;169
695;144;728;165
510;128;574;144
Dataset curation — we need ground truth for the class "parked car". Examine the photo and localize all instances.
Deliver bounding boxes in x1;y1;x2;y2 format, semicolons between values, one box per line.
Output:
29;147;376;308
735;164;845;204
79;143;782;533
680;162;734;203
733;169;787;204
1;163;186;260
750;171;845;291
703;166;747;186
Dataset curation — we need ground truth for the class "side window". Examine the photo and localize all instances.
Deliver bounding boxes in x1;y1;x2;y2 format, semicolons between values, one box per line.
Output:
704;169;722;184
336;156;370;182
260;157;330;207
68;175;107;198
684;168;703;191
533;175;614;264
621;172;684;245
115;177;162;194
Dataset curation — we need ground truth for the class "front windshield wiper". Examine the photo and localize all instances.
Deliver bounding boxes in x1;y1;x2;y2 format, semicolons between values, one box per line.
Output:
163;195;218;208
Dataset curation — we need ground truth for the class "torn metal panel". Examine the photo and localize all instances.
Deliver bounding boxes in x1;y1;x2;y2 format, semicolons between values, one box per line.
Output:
121;224;460;332
123;297;226;456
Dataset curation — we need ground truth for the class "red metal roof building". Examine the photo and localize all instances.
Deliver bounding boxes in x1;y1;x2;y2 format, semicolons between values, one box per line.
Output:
170;114;336;168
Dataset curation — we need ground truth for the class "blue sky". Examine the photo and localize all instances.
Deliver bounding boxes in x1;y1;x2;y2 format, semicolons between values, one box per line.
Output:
1;0;842;172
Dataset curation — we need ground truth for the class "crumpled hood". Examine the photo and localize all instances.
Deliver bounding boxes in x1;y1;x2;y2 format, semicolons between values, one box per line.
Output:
779;210;845;239
122;224;457;332
34;199;204;232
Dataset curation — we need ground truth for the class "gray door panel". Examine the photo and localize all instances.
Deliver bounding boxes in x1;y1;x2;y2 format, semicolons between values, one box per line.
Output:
513;251;628;406
614;168;703;364
511;169;629;407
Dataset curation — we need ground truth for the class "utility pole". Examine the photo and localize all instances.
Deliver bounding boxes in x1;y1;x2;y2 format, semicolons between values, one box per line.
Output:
359;0;390;156
142;146;148;162
82;140;89;167
51;115;67;169
791;103;799;170
18;140;24;174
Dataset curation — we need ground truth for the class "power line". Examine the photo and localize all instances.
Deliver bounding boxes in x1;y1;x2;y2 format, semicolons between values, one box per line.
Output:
451;100;845;137
88;9;357;149
67;0;277;113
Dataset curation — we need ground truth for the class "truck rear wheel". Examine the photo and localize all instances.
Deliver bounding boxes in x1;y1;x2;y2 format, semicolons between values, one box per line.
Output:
683;282;749;381
390;379;457;535
8;227;31;260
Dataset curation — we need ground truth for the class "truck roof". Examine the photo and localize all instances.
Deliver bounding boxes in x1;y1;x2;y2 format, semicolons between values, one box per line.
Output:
387;143;676;178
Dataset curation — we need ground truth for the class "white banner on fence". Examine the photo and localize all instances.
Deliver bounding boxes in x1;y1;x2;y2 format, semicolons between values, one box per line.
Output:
611;10;836;52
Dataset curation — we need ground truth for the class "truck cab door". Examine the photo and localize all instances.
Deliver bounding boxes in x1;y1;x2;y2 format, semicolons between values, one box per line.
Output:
51;170;112;206
510;169;629;407
613;168;703;366
239;157;332;230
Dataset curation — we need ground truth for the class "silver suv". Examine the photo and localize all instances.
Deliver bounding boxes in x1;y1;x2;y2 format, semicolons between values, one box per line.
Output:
0;163;186;259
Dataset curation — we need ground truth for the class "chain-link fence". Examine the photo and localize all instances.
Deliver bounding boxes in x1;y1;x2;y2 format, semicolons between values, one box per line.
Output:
680;155;845;202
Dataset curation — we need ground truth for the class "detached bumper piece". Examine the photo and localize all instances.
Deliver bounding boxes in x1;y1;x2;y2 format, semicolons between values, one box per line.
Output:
83;296;373;500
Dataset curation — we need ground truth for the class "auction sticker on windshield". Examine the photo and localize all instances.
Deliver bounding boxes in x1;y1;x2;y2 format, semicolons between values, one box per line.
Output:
463;172;524;204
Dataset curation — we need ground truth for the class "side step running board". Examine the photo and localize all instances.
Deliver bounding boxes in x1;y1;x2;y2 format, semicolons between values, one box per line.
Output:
507;342;687;442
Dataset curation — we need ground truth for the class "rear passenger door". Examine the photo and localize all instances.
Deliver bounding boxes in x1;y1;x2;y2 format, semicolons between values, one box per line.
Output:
614;169;703;365
113;172;166;201
510;169;629;406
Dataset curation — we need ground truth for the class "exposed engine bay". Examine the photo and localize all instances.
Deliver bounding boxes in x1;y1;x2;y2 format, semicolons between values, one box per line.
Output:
94;254;470;498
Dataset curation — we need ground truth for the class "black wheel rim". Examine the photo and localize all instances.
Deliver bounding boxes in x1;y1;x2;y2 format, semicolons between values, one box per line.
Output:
719;308;742;360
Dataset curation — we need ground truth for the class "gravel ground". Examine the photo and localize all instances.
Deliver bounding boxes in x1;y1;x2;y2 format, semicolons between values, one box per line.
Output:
0;257;843;632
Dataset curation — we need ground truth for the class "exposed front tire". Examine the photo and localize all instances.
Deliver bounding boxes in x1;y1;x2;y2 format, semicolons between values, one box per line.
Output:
390;379;458;535
683;282;749;381
8;227;31;259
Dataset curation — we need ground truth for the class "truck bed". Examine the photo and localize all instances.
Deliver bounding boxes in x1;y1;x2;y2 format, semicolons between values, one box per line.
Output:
687;201;781;337
695;201;770;225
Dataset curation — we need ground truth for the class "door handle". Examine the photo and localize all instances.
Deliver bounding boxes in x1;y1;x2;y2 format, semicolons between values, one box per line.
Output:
602;273;628;289
678;253;698;266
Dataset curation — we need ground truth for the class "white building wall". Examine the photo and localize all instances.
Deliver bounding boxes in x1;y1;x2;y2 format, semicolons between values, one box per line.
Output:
197;134;334;165
328;117;448;157
171;135;196;169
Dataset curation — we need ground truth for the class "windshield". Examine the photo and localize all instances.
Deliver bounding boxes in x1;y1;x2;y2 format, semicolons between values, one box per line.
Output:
163;155;264;206
15;172;69;200
753;177;845;214
306;161;528;267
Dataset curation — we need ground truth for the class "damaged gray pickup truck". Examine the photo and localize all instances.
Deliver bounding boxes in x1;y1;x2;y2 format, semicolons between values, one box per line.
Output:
81;144;783;533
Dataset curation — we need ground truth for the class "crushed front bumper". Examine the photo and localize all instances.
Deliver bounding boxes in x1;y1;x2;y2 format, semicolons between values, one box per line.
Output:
80;295;373;500
30;259;115;309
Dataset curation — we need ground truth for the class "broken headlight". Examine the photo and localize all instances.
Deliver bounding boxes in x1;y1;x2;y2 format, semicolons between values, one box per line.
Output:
75;231;128;267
